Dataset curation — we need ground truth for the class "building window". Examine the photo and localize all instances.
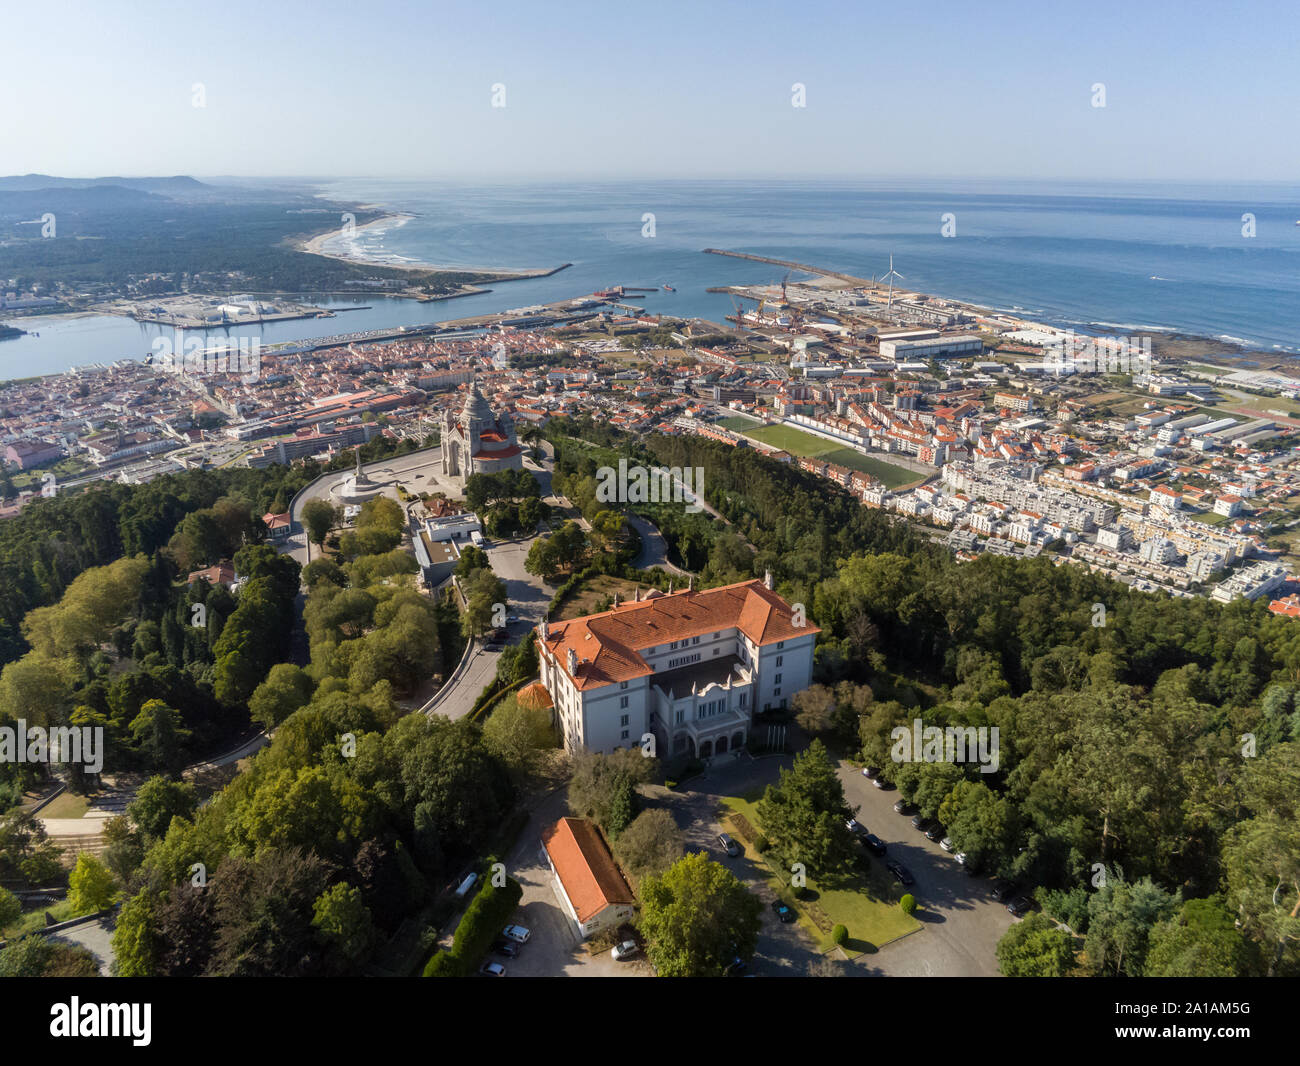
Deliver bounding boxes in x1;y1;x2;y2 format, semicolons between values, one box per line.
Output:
620;714;629;727
620;696;629;709
777;641;785;649
692;635;700;645
774;673;782;686
669;641;678;650
621;730;629;740
739;693;747;708
776;655;783;667
620;681;628;690
773;687;781;697
675;710;685;724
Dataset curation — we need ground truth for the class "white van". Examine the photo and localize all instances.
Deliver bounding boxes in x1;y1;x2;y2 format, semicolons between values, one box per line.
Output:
454;872;478;898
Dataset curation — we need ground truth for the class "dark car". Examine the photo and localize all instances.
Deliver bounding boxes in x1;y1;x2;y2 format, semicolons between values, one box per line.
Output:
492;939;519;958
911;815;932;833
894;799;916;816
863;833;887;857
862;766;881;779
991;879;1019;903
886;860;914;886
770;899;795;924
924;823;946;842
1006;895;1034;918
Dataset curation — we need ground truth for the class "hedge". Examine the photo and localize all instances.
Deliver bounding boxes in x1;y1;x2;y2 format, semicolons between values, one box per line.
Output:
422;875;524;977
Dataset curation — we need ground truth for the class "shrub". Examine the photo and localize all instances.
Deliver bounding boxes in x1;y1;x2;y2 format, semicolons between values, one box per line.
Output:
753;834;769;854
900;893;917;916
831;924;848;946
423;874;523;977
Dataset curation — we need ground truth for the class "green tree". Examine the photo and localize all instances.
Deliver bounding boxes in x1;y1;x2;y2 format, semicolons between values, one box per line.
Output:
612;808;685;883
128;776;199;841
755;739;856;881
996;912;1075;976
67;852;117;914
638;852;763;977
312;882;376;965
249;663;315;732
129;699;192;775
301;498;338;555
112;889;158;977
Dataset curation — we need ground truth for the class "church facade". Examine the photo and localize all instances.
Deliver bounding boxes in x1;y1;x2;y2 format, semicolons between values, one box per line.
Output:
441;382;524;488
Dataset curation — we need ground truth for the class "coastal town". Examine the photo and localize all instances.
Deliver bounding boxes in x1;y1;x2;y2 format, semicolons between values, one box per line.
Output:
6;258;1300;611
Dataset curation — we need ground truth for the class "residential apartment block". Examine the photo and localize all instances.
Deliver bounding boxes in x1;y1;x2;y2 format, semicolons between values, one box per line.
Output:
536;576;818;760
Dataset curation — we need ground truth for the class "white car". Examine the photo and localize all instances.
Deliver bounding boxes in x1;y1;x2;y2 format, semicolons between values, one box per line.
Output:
612;940;639;961
480;961;506;977
940;837;955;852
501;924;531;944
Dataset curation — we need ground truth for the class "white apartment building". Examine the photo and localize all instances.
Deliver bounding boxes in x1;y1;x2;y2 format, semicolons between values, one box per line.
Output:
536;576;818;761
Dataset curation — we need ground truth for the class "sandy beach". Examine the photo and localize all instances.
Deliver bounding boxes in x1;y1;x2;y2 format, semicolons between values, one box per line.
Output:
296;212;543;278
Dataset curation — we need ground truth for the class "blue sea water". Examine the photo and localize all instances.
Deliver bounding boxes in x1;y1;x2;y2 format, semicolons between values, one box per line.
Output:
4;179;1300;379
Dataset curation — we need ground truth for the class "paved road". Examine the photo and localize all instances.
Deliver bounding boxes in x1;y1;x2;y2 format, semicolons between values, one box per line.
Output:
628;513;688;574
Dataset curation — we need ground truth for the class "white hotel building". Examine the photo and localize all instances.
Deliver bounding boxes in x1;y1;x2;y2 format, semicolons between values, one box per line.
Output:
536;576;819;760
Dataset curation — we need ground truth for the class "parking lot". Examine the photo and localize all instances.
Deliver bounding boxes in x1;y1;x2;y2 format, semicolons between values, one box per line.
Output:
838;766;1014;976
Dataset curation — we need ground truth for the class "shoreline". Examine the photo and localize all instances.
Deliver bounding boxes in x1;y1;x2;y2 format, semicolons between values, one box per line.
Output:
294;212;556;279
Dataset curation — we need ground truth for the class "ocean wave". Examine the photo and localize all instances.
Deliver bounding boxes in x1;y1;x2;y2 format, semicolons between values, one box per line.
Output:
1088;320;1177;333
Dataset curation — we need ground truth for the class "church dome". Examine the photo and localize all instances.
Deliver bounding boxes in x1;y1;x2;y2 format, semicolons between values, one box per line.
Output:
461;383;496;428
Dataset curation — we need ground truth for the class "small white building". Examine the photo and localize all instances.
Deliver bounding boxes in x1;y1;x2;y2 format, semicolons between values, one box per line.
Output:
542;817;635;939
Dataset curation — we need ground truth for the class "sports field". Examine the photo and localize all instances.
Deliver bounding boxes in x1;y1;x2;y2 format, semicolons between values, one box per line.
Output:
736;422;922;489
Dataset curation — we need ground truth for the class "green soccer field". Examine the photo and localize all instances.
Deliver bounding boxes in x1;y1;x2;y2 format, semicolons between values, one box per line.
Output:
737;422;921;488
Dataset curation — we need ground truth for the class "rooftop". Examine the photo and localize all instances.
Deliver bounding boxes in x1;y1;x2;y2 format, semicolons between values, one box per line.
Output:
541;817;634;924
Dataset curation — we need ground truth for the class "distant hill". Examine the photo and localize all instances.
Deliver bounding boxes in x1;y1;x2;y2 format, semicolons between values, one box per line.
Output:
0;174;208;195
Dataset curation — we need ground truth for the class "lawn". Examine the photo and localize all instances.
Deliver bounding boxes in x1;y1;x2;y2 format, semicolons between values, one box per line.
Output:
735;423;921;489
1;898;77;940
38;792;91;819
720;793;920;956
717;415;762;431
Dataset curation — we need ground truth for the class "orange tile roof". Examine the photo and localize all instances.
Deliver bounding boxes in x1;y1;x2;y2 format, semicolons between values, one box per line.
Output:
540;579;819;691
542;817;634;923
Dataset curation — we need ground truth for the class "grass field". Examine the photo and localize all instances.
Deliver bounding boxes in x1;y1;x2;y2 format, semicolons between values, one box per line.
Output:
735;423;921;489
554;573;647;621
721;793;920;956
717;415;762;431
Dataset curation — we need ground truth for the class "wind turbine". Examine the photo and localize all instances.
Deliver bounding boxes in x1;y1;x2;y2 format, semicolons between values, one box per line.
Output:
879;255;904;310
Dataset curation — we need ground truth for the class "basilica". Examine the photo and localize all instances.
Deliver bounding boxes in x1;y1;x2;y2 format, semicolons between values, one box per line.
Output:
440;381;524;488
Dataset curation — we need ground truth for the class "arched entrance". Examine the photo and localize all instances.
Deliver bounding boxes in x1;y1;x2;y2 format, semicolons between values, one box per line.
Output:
715;735;728;754
699;740;713;758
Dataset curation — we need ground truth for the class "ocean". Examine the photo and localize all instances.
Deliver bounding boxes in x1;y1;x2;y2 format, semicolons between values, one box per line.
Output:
4;178;1299;379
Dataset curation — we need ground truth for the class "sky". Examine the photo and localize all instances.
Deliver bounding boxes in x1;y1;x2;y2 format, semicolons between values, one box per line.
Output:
1;0;1298;184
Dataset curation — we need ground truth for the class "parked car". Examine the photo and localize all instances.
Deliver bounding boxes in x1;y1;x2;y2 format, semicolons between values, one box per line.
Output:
480;961;506;977
1007;895;1034;918
862;766;881;779
612;940;639;961
991;880;1019;903
845;818;867;838
501;925;531;943
940;837;955;852
872;777;894;790
894;799;916;816
911;815;932;833
863;833;887;857
492;939;519;958
770;899;795;924
886;860;915;886
718;833;740;857
925;823;946;842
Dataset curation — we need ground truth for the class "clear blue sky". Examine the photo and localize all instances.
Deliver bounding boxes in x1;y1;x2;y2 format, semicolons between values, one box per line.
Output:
2;0;1296;182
